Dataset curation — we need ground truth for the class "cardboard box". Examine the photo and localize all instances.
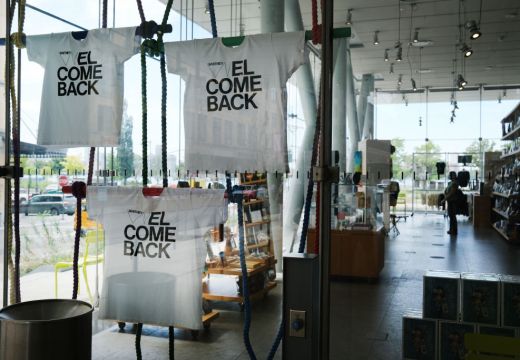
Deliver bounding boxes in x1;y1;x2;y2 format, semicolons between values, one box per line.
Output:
423;270;460;321
402;310;437;360
439;321;476;360
461;273;500;325
501;275;520;328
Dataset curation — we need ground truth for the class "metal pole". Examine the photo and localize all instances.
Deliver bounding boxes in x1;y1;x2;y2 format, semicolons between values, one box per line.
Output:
332;39;346;173
284;0;318;252
261;0;284;271
3;0;11;308
318;0;333;358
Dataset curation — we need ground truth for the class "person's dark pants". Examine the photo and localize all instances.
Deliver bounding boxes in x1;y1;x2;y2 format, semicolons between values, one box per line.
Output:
447;201;457;234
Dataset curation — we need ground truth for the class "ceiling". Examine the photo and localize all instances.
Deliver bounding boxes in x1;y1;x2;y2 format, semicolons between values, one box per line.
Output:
165;0;520;102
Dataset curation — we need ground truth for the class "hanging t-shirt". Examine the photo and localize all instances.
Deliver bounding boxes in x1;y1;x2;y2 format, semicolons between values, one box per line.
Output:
164;31;306;173
87;187;226;329
26;27;140;147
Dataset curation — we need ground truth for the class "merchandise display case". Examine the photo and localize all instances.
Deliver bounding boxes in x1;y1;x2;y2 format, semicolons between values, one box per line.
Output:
307;184;385;279
402;310;438;360
461;273;500;326
492;102;520;242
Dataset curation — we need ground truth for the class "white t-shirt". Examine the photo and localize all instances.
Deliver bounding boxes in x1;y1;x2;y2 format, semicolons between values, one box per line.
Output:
26;27;140;147
87;187;226;329
164;31;305;173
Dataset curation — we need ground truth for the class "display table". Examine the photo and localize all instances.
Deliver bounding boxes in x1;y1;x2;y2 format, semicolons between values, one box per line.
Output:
203;257;277;307
307;227;385;279
472;194;491;227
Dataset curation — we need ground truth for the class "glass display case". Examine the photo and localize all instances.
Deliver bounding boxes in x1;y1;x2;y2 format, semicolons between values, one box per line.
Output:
310;182;384;231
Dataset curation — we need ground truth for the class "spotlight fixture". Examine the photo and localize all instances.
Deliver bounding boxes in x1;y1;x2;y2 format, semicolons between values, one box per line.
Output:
461;43;473;57
450;116;454;123
413;28;419;43
204;0;210;14
346;9;353;25
466;20;481;40
384;49;389;62
457;74;467;89
498;95;502;104
396;46;403;62
373;31;380;45
390;63;394;74
454;101;459;110
411;78;417;91
398;74;403;85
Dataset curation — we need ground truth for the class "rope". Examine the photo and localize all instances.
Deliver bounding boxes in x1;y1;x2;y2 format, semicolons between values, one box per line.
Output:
159;45;168;188
225;177;257;360
87;147;95;186
158;0;173;188
168;326;175;360
71;182;86;300
208;0;218;38
135;323;143;360
136;0;146;23
7;0;28;304
311;0;322;44
140;45;148;187
298;93;322;254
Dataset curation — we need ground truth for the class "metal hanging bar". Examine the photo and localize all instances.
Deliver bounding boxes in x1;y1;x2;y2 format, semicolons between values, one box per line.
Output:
220;27;351;47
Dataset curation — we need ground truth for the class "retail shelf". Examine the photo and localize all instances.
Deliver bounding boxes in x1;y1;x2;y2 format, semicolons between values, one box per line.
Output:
243;199;264;206
492;192;520;198
493;208;509;220
245;220;270;227
241;179;267;186
501;125;520;141
202;274;277;303
500;148;520;159
492;224;511;242
246;240;270;250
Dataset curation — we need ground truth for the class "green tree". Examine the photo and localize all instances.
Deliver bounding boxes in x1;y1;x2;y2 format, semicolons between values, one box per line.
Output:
413;141;442;178
49;158;63;174
464;139;496;170
391;138;412;179
116;101;134;179
60;155;85;175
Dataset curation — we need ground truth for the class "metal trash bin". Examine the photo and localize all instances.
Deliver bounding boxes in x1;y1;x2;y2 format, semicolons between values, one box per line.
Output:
0;299;93;360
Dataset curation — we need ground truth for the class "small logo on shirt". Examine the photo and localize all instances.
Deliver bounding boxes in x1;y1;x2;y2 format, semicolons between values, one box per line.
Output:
59;51;72;66
206;59;262;112
208;61;229;78
57;51;102;97
123;211;176;259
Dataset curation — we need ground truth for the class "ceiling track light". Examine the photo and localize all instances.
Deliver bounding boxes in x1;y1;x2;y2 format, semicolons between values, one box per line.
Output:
413;28;419;43
204;0;210;14
389;63;394;74
398;74;403;85
346;9;353;26
457;74;467;90
411;78;417;91
466;20;482;40
384;49;389;62
461;43;473;57
373;31;380;45
396;46;403;62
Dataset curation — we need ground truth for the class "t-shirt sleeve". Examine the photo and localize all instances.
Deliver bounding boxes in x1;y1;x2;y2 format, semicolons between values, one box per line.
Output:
26;34;51;66
110;26;141;63
271;31;306;81
164;41;194;78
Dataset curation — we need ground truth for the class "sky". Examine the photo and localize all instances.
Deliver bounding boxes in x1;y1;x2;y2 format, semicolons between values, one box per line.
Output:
12;0;520;167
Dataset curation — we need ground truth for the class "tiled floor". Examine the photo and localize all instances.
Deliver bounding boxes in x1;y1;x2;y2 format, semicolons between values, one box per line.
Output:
92;215;520;359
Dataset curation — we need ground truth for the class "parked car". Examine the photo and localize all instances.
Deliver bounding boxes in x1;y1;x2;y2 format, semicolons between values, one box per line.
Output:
21;194;75;216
